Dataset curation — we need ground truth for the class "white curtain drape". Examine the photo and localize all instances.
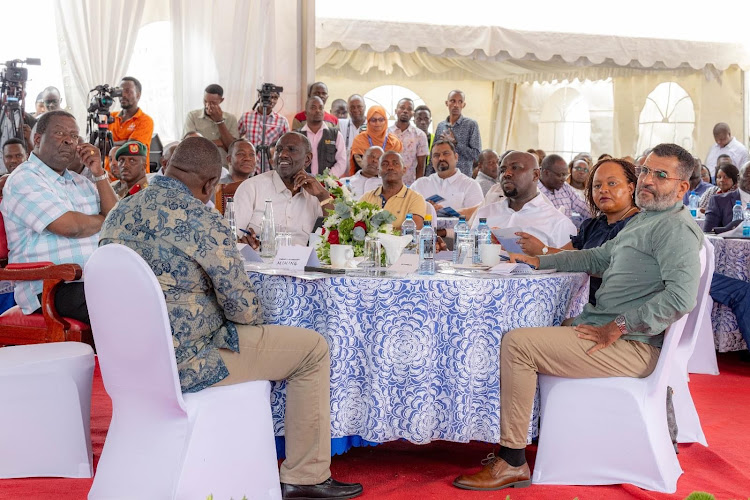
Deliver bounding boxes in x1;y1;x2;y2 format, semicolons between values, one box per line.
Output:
490;81;517;153
170;0;275;139
54;0;145;128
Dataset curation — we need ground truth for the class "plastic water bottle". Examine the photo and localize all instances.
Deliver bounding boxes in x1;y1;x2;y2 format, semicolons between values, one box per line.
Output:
688;191;700;218
472;218;492;264
743;203;750;237
260;199;277;258
453;215;470;263
732;200;743;221
224;196;237;238
418;215;436;275
345;179;352;192
401;214;417;254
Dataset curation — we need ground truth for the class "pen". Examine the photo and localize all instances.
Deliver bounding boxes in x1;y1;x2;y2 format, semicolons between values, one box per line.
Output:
499;254;537;269
238;228;253;236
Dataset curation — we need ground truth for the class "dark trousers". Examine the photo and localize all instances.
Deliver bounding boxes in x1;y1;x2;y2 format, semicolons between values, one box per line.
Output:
34;282;90;325
710;273;750;351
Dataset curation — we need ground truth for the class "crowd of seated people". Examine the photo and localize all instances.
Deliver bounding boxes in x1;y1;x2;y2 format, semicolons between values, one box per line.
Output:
4;73;750;497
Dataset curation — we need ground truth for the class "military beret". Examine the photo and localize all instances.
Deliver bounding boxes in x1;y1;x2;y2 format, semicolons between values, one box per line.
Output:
115;141;147;160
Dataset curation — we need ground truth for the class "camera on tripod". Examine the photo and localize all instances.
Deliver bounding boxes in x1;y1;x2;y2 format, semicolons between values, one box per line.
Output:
88;84;123;115
0;58;40;110
258;82;283;105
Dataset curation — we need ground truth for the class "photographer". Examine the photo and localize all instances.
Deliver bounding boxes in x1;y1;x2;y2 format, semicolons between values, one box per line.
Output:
182;84;238;166
238;84;289;162
108;76;153;170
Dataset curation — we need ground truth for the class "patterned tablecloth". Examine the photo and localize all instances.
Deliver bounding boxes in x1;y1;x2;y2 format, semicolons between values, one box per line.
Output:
248;270;589;448
708;236;750;352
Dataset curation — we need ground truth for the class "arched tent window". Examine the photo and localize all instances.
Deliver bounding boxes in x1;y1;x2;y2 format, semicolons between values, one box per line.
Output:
124;22;177;141
363;85;427;130
636;82;695;155
538;88;591;162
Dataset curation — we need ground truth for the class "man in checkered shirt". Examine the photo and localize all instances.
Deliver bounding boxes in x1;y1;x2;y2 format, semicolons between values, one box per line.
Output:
237;90;290;173
0;110;118;323
537;153;592;220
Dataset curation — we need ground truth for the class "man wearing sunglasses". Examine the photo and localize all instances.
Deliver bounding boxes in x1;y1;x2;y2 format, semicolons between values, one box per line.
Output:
455;143;702;491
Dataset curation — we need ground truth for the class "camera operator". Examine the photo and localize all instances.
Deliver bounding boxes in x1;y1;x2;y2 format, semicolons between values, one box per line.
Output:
238;85;289;164
109;76;153;170
182;84;238;166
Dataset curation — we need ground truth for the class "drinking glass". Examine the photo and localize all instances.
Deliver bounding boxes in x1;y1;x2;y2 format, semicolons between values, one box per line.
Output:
455;233;473;265
275;225;292;249
361;236;382;275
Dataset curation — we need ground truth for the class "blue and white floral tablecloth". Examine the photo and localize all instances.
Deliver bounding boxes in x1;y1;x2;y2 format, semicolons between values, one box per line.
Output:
708;236;750;352
248;271;589;452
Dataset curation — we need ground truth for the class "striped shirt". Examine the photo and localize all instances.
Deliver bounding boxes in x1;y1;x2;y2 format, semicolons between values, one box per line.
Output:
538;180;592;220
0;153;100;313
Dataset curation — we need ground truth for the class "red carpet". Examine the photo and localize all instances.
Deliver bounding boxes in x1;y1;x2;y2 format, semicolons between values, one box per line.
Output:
3;352;750;499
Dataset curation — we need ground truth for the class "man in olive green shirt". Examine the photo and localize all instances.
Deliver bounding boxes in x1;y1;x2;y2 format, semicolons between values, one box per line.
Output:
453;143;703;492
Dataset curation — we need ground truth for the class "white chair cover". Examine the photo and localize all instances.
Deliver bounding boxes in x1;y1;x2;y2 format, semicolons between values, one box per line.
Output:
670;239;714;445
84;244;281;500
0;342;94;479
532;243;711;492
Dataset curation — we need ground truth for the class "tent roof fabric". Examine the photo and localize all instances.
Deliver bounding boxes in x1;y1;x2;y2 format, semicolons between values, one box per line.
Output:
317;18;750;72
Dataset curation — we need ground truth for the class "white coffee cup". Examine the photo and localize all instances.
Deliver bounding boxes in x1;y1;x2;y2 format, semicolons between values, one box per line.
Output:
479;243;502;266
330;244;354;268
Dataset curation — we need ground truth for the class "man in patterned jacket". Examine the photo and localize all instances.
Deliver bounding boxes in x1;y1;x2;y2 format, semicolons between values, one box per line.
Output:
99;137;362;500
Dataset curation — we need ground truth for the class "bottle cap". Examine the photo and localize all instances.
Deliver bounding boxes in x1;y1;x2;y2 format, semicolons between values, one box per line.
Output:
479;217;487;223
737;200;742;205
425;215;432;222
459;215;466;221
405;213;412;219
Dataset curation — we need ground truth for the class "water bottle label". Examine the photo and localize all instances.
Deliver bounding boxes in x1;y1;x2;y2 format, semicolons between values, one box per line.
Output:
745;226;750;238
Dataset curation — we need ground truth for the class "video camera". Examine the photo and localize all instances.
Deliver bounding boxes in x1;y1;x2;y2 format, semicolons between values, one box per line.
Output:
87;84;123;115
0;58;40;109
258;82;283;106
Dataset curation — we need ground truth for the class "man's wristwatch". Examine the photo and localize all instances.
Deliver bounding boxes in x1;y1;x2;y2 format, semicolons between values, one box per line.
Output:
214;119;225;125
92;173;109;183
541;246;549;255
319;196;334;206
614;315;628;336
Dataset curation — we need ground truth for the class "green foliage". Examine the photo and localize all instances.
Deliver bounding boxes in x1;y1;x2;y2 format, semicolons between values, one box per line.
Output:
684;492;716;500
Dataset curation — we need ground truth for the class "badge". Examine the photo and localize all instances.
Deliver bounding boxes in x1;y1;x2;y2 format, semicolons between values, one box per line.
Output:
128;144;139;154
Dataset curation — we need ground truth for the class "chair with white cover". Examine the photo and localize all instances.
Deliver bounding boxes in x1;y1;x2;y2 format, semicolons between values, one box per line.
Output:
425;200;437;222
670;239;714;445
84;244;281;500
532;243;709;493
0;341;95;479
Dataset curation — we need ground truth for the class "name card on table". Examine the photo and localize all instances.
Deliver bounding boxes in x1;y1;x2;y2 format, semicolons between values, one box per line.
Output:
273;245;320;271
389;253;419;274
236;243;264;263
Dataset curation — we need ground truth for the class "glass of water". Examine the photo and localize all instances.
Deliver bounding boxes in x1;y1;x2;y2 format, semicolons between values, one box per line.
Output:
361;236;382;274
275;225;292;249
455;233;473;265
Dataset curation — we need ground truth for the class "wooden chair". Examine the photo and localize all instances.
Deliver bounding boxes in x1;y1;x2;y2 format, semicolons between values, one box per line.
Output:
0;213;92;347
215;180;243;215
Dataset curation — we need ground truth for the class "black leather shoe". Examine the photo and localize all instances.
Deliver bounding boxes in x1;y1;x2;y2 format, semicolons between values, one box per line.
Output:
281;477;363;499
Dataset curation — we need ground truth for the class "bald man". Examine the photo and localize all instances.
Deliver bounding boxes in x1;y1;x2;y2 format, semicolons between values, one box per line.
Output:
705;122;748;175
99;137;363;500
471;151;576;250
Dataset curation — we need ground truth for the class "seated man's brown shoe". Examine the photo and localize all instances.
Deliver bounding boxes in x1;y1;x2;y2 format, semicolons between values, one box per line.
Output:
453;454;531;491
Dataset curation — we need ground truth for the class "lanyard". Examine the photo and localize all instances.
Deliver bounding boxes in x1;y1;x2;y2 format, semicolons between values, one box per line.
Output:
368;134;387;150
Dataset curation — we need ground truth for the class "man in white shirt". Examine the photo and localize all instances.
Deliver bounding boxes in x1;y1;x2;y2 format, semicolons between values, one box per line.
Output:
411;140;484;215
340;146;383;199
387;98;428;185
475;149;500;196
705;123;749;176
334;94;366;159
538;154;591;219
235;132;335;247
472;151;576;249
297;97;347;177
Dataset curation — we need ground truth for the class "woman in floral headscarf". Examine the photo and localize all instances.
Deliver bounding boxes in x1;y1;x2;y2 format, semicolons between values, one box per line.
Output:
348;105;402;176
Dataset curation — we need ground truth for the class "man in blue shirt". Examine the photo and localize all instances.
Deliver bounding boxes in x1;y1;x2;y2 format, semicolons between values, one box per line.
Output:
434;90;482;177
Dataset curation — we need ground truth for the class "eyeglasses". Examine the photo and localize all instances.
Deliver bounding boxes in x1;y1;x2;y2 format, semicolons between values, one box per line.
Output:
572;166;589;173
369;117;386;124
635;166;683;182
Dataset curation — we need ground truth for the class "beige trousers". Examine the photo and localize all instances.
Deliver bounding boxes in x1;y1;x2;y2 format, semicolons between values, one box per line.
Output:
214;324;331;485
500;326;661;448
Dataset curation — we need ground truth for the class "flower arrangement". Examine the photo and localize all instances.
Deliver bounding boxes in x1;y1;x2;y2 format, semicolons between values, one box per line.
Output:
313;170;396;265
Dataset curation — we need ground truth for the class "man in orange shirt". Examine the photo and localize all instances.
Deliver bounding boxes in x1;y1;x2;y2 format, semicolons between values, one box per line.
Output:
109;76;154;171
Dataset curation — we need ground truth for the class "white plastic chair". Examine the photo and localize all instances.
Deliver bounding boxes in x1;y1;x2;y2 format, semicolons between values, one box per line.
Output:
84;244;281;500
532;242;712;492
425;200;437;222
0;341;94;479
669;239;714;445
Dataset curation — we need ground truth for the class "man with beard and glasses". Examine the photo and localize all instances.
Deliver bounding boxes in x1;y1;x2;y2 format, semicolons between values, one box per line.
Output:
452;143;701;491
109;76;154;171
470;151;575;249
235;132;335;248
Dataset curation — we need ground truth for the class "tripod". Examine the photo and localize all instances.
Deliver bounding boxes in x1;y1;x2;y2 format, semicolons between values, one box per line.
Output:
252;93;277;174
87;111;113;164
0;99;25;144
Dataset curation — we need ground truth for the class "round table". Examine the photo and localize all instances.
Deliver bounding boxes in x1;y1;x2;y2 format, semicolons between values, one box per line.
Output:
247;270;590;454
708;235;750;351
